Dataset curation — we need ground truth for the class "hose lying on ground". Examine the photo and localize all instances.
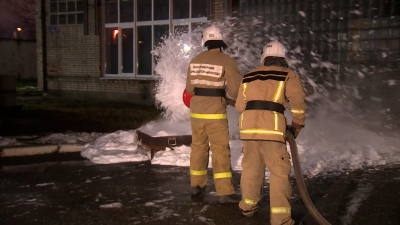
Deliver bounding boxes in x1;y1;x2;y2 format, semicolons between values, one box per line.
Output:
286;130;331;225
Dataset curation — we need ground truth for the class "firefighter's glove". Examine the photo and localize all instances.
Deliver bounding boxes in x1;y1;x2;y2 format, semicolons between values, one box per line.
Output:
287;122;303;139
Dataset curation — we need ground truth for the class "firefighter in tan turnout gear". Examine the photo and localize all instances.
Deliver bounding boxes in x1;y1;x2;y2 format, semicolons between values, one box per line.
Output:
185;25;242;203
235;40;306;225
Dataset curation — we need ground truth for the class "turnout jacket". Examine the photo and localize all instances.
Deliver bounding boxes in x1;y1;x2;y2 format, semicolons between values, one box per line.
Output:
235;65;306;143
186;48;242;120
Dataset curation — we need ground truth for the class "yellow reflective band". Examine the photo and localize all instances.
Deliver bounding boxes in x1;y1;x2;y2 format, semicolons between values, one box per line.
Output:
242;83;247;101
274;112;278;130
190;113;227;119
213;172;232;179
291;108;305;114
190;169;207;176
191;79;225;87
243;197;258;206
273;81;284;102
240;129;284;137
240;113;244;129
271;207;291;214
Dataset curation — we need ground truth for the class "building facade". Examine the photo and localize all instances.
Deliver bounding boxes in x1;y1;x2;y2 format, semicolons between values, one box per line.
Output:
36;0;226;104
36;0;399;105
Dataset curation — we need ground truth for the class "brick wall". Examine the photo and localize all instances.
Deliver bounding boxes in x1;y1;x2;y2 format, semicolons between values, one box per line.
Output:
211;0;225;21
36;0;156;105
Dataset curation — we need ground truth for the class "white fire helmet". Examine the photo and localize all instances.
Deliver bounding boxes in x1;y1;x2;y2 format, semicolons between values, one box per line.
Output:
202;25;224;47
260;40;287;64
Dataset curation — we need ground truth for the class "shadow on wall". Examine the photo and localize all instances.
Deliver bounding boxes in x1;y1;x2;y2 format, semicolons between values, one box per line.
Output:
0;38;37;80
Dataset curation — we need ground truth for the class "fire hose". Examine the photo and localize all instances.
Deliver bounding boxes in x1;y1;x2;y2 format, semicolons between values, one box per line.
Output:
184;91;331;224
286;129;331;225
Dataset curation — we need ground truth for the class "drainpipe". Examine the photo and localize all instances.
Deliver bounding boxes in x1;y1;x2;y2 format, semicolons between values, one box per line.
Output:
223;0;227;18
41;0;48;93
169;0;173;36
101;0;105;77
84;0;89;35
95;0;99;35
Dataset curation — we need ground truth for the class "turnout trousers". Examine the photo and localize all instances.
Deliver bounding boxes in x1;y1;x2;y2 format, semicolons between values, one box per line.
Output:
190;118;235;195
239;140;294;225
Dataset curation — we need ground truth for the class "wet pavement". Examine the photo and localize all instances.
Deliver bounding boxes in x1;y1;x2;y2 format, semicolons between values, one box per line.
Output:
1;158;400;225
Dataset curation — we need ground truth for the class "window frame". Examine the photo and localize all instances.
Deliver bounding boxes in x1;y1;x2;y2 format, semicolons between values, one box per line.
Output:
49;0;85;25
102;0;209;79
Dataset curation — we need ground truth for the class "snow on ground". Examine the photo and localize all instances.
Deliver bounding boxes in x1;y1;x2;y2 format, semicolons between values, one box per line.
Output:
99;203;123;209
340;183;373;225
35;132;100;145
80;109;400;179
0;137;17;147
81;130;150;164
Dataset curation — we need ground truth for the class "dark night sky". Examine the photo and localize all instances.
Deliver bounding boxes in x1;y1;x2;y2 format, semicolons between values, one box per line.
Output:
0;0;36;40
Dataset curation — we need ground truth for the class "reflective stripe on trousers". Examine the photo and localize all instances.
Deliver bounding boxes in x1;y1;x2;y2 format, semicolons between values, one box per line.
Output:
271;207;291;214
190;113;227;119
213;172;232;179
243;197;258;206
190;169;207;176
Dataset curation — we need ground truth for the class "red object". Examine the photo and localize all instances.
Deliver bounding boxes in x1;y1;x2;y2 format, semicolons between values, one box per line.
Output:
183;89;193;108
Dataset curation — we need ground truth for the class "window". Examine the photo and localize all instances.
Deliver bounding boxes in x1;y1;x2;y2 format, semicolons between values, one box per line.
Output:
174;25;189;36
120;0;134;22
50;0;84;25
391;39;399;50
392;28;400;38
105;0;118;23
379;28;390;38
378;40;390;50
122;29;134;73
395;1;400;16
381;0;391;17
154;0;169;20
154;24;170;73
154;25;170;47
174;0;190;19
105;28;119;74
138;26;152;75
360;30;369;40
138;0;152;21
103;0;209;77
192;0;208;18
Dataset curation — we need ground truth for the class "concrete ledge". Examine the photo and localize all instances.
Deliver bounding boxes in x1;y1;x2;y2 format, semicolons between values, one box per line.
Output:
0;152;84;166
1;145;59;157
59;144;84;153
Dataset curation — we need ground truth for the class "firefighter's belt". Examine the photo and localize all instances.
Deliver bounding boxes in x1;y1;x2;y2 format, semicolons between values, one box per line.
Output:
193;88;225;97
245;100;285;114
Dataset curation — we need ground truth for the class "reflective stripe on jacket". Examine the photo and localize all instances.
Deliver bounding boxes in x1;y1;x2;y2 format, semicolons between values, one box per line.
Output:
186;48;242;120
235;65;306;142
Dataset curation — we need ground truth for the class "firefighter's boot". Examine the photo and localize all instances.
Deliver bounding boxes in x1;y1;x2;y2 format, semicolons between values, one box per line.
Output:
191;186;205;197
217;193;241;204
241;208;257;217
